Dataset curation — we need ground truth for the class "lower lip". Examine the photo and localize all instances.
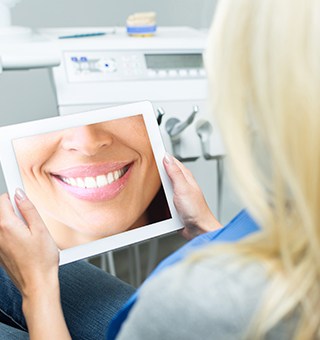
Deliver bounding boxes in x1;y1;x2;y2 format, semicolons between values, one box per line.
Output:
52;166;132;202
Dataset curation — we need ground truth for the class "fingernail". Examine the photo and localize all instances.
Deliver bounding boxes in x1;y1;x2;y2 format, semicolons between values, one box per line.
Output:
15;188;26;201
164;153;173;164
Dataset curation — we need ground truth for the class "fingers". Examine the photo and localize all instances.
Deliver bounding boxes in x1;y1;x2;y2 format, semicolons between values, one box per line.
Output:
14;188;45;232
163;153;198;188
0;193;25;229
163;153;189;190
173;158;198;185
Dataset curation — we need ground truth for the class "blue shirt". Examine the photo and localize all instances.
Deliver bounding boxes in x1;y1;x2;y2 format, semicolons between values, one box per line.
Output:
107;209;259;339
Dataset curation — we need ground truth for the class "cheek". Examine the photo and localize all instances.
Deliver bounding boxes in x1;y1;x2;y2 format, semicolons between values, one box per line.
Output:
14;143;54;180
141;148;161;190
137;142;156;167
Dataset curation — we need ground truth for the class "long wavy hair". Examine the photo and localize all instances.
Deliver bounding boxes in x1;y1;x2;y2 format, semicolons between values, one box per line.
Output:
195;0;320;338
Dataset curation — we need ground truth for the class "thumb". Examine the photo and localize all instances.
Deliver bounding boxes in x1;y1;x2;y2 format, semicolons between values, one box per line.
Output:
14;188;45;232
163;153;188;191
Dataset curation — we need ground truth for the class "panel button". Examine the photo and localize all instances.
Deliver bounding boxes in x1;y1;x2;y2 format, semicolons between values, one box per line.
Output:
189;69;198;77
168;70;178;77
158;70;167;77
179;69;188;77
147;69;157;77
97;58;117;72
199;69;206;76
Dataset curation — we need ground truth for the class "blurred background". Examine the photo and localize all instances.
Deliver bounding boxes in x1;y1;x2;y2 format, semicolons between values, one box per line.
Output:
0;0;217;125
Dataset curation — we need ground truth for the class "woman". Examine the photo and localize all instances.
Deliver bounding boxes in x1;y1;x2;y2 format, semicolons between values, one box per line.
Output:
12;115;169;248
0;0;319;338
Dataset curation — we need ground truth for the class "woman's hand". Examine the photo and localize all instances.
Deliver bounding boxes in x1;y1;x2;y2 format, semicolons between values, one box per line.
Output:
163;154;222;240
0;189;59;298
0;189;71;340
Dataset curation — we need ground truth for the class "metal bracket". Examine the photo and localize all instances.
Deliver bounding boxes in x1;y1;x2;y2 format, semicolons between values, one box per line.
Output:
165;105;199;162
156;107;165;125
196;119;225;219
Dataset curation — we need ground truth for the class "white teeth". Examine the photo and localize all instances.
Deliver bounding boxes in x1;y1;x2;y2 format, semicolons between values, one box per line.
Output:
59;167;127;188
96;175;108;187
114;170;120;180
84;177;96;188
69;178;77;186
62;177;70;185
76;177;85;188
107;172;114;184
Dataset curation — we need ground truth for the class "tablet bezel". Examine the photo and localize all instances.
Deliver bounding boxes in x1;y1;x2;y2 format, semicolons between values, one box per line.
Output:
0;101;182;265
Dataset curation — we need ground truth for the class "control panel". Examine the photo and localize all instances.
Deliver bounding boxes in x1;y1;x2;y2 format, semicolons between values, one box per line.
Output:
64;51;206;83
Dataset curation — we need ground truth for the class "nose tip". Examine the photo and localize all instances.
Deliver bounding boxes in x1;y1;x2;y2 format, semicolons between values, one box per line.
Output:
61;125;113;156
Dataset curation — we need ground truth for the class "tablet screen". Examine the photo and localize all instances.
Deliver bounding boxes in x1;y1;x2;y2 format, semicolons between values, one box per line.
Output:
0;102;181;265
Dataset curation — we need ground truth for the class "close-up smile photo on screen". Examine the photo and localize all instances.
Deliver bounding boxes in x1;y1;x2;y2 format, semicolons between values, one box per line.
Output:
0;101;181;265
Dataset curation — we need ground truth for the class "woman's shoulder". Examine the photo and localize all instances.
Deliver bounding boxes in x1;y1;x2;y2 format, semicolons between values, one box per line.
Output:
155;252;269;322
156;251;269;294
117;253;270;340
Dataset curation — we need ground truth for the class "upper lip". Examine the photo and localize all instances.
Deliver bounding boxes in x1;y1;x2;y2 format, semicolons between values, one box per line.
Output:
50;162;132;178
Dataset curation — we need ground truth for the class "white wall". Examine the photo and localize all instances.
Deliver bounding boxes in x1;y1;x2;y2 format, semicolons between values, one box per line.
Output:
12;0;217;29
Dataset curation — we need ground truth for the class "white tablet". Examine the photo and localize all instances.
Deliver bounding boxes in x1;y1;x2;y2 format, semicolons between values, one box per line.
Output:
0;101;182;265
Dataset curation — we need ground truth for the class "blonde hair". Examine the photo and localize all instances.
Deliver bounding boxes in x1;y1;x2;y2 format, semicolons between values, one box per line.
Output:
201;0;320;338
